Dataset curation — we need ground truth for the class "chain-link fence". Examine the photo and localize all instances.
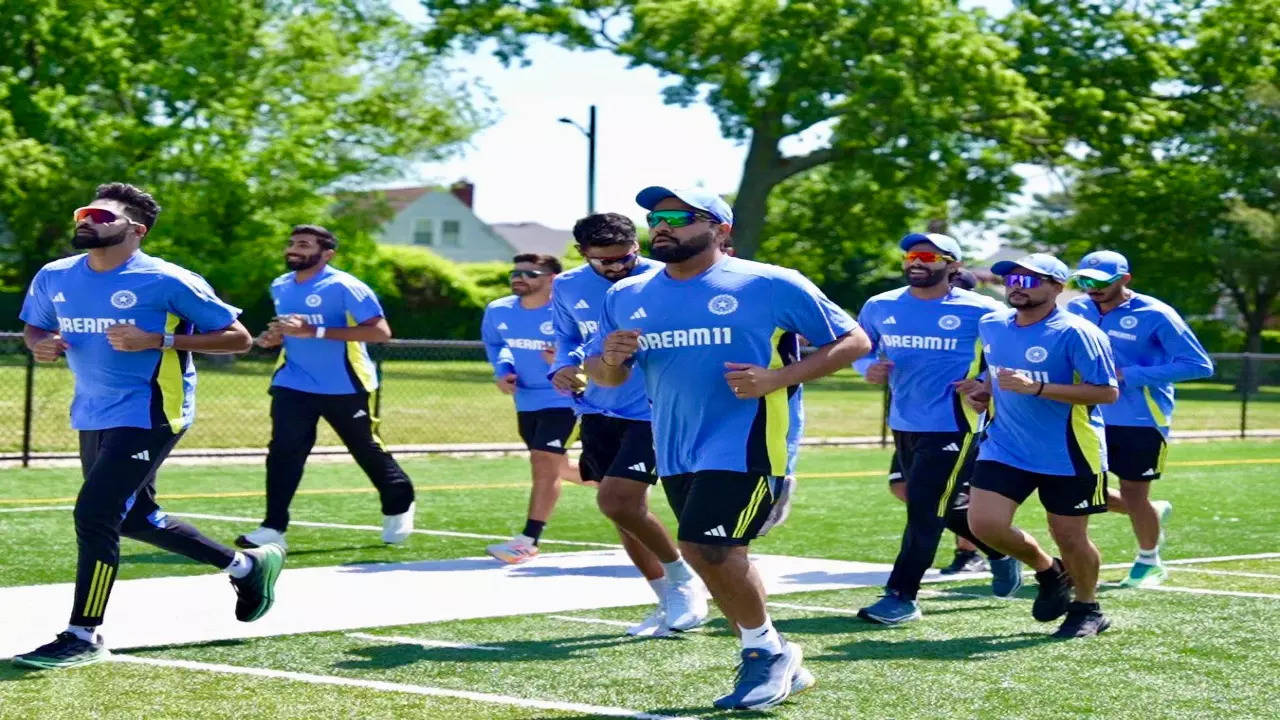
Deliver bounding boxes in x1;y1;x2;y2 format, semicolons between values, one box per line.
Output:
2;331;1278;464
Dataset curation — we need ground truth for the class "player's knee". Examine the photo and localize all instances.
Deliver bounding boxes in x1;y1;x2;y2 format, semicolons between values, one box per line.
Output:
1118;479;1149;501
596;486;639;522
73;499;113;536
684;541;734;567
967;513;1006;543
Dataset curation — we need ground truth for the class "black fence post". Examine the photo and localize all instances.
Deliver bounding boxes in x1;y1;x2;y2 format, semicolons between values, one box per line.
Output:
22;349;35;467
1239;353;1252;439
879;383;890;449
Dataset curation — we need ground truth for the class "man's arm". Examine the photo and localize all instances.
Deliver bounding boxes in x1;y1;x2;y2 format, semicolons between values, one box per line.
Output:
104;320;252;354
24;324;68;362
996;369;1119;405
1121;314;1215;387
271;315;391;343
725;329;871;398
584;330;639;387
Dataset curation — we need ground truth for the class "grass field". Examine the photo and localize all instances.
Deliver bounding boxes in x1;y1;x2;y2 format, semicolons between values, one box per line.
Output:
2;441;1279;718
2;355;1278;454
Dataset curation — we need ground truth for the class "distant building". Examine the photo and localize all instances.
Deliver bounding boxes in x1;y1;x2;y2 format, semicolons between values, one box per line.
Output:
367;181;570;263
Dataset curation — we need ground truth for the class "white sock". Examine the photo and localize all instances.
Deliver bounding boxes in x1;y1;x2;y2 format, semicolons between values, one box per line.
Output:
66;624;97;643
739;618;783;655
661;557;695;585
225;552;254;579
648;577;669;603
1137;548;1160;565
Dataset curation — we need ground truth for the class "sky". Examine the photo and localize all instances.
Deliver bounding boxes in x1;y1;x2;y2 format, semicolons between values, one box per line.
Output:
388;0;1041;253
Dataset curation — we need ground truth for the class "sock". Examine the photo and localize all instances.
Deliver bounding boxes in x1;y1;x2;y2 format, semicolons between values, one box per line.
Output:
224;552;254;579
66;624;98;643
648;577;669;603
739;618;784;655
1136;548;1160;565
661;557;695;585
1035;557;1063;582
522;519;546;544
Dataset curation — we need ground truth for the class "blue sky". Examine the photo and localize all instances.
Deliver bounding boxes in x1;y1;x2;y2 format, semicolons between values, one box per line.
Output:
389;0;1040;252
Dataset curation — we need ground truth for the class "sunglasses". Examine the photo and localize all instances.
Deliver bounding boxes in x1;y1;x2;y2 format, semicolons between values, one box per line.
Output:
1004;274;1050;289
509;269;549;280
587;252;637;267
645;209;716;229
1073;275;1120;291
903;251;956;264
73;206;145;229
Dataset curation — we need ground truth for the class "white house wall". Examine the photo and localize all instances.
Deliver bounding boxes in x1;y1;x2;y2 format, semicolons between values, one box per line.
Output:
379;192;516;263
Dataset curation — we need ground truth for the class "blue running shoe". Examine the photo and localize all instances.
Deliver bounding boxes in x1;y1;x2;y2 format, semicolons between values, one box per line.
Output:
712;641;803;711
990;556;1024;598
856;589;922;625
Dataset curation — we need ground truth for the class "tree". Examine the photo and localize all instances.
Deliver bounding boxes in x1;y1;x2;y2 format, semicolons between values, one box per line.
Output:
419;0;1045;258
0;0;486;324
1016;0;1280;354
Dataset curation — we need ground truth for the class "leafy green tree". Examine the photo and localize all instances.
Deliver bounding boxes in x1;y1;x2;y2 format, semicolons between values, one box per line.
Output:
419;0;1045;258
0;0;486;328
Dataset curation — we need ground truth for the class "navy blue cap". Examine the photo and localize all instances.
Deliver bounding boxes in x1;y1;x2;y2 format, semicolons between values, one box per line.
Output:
991;253;1070;283
1073;250;1131;281
636;186;733;225
900;232;963;261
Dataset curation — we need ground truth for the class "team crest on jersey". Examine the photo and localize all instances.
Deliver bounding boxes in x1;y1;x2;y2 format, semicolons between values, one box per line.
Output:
539;321;554;335
305;294;323;308
110;290;137;309
1119;315;1138;330
938;314;961;331
708;294;738;315
1025;346;1049;363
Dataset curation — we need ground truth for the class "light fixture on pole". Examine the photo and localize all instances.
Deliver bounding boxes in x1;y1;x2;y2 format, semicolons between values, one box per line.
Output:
557;105;597;215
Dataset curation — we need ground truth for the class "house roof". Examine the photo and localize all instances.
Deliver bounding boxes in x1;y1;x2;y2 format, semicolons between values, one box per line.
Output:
490;222;572;258
379;186;433;214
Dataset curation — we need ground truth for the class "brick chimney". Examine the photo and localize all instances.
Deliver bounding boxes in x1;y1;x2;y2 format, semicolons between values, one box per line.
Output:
450;180;475;208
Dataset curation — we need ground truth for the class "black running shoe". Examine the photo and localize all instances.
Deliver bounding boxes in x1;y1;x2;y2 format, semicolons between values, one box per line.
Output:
231;544;285;622
939;550;988;575
12;632;107;669
1032;558;1073;622
1052;601;1111;638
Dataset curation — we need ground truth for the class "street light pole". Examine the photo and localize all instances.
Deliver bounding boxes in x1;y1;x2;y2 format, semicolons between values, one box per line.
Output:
558;104;597;215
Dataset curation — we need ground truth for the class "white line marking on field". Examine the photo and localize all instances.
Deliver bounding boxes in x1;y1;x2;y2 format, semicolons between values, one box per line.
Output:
1142;586;1280;600
345;632;505;651
111;655;695;720
0;505;72;514
1173;567;1280;580
171;511;621;549
767;601;851;614
549;615;635;629
1163;552;1280;565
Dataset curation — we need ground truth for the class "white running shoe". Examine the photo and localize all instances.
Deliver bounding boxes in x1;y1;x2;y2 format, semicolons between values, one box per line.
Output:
664;579;710;632
758;475;796;537
382;502;415;545
1153;499;1173;549
234;526;287;551
626;606;671;638
486;534;539;564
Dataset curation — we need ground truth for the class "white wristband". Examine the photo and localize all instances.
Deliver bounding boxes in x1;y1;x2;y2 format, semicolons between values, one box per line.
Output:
314;326;326;339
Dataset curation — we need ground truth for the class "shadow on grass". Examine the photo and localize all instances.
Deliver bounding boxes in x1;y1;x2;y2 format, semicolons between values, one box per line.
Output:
332;632;654;670
813;631;1055;662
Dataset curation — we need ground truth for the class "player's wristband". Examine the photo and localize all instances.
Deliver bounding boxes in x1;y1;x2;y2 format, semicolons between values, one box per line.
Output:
314;326;326;339
1034;381;1045;397
161;333;175;350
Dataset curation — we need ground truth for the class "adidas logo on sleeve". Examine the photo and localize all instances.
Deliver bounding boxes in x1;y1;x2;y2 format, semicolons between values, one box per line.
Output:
574;299;590;309
883;316;897;325
629;307;648;320
52;292;66;303
497;322;509;330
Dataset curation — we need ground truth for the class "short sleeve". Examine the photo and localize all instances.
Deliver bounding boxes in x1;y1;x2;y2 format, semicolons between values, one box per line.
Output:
19;269;57;331
1069;325;1118;387
341;278;384;324
771;270;857;347
583;287;622;360
165;271;241;331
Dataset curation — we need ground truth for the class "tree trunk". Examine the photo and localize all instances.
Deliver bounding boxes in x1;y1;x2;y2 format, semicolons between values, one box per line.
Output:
730;129;782;260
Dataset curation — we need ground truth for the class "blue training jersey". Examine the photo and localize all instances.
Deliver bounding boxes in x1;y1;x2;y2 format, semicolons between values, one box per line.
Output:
858;287;1004;433
549;258;663;420
20;251;240;432
977;307;1118;477
482;295;573;412
1065;293;1213;435
586;256;857;477
270;265;383;395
